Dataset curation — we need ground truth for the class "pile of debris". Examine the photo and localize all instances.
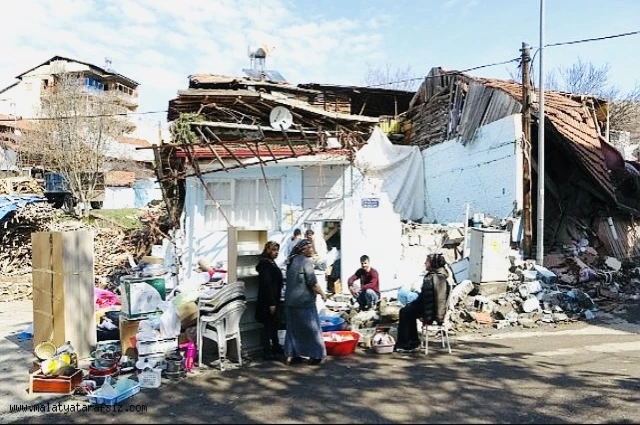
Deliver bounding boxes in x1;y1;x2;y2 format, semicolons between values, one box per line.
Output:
0;176;44;196
446;249;640;332
0;201;62;276
0;201;172;302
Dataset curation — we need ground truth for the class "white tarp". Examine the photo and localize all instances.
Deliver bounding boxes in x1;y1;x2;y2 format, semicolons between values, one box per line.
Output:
354;127;424;221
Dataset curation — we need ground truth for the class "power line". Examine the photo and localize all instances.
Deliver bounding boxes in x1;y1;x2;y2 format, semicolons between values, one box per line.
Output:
544;29;640;48
363;57;521;88
0;110;167;122
528;29;640;87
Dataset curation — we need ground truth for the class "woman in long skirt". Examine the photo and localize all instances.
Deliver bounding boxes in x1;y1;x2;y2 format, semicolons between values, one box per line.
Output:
284;239;328;365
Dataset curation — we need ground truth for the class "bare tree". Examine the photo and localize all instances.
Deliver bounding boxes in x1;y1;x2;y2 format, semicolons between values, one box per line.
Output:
363;62;420;91
546;58;640;133
20;73;127;214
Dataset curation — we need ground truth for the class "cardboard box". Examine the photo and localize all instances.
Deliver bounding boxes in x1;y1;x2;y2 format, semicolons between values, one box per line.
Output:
32;230;96;359
120;275;166;319
119;315;143;359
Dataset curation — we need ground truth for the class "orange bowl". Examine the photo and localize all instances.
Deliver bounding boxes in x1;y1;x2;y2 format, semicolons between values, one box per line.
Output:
322;331;360;356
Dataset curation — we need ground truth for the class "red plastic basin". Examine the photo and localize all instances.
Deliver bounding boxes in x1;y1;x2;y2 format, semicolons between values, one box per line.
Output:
323;331;360;356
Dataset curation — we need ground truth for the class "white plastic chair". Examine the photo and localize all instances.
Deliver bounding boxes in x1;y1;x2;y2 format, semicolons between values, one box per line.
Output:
421;283;454;356
198;299;246;370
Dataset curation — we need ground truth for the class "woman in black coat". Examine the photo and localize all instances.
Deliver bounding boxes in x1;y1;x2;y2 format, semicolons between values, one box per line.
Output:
255;241;284;359
394;253;450;352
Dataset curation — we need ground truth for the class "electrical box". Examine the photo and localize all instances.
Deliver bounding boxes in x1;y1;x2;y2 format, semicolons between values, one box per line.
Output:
468;228;511;283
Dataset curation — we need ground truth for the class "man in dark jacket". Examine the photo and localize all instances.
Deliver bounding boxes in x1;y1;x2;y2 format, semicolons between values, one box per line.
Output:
394;254;450;352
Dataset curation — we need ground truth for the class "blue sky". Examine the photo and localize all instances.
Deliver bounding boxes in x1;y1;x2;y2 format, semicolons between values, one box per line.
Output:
1;0;638;127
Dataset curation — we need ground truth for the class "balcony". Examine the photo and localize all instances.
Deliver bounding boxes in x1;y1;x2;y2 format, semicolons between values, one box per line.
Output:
108;83;138;110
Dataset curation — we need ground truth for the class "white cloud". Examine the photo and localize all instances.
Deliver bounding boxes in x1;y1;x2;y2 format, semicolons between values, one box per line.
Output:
0;0;388;115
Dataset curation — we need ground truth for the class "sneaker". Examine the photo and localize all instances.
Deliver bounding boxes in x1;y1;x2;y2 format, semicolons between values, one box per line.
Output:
307;358;323;366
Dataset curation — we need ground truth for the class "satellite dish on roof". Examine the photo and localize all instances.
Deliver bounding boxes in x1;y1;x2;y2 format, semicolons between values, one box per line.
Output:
269;106;293;130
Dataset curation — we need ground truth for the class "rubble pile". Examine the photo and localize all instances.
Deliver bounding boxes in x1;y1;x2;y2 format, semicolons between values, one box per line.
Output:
0;202;62;276
0;177;44;196
0;203;171;301
446;249;640;333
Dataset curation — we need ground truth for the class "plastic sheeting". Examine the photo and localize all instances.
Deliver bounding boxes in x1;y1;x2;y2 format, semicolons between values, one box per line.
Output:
306;127;425;223
354;127;425;221
0;195;47;222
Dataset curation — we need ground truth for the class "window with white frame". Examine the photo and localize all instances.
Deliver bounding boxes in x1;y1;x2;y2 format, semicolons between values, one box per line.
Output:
204;178;281;230
302;164;344;209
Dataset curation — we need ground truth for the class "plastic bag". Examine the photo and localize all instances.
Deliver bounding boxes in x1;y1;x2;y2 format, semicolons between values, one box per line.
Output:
159;302;181;338
316;294;326;315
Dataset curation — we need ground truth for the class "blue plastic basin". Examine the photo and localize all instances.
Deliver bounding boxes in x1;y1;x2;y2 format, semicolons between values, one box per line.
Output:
320;316;345;332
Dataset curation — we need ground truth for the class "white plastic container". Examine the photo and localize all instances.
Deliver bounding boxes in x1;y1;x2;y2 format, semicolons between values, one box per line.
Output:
138;368;162;388
468;228;511;282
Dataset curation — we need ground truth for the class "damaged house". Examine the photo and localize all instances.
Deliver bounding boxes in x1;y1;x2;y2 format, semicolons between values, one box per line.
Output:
401;67;640;260
159;71;419;284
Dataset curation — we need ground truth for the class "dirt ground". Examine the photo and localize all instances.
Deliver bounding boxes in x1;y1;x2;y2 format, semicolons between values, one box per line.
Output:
2;300;640;424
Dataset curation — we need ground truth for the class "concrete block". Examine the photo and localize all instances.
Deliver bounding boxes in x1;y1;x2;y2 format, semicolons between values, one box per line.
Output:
473;281;508;297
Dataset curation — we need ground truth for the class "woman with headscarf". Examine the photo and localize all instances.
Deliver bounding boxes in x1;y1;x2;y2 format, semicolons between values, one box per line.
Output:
394;253;450;352
283;239;328;365
255;241;284;360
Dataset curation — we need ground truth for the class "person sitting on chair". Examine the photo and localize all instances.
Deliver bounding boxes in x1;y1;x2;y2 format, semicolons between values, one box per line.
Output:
347;255;380;311
394;253;450;352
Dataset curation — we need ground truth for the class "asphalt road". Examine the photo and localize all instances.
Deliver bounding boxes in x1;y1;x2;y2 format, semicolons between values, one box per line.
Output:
2;300;640;424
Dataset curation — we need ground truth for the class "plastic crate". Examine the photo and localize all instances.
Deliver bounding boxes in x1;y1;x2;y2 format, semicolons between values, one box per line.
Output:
87;379;140;406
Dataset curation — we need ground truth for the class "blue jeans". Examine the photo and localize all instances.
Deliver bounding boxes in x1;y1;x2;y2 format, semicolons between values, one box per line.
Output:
357;289;379;311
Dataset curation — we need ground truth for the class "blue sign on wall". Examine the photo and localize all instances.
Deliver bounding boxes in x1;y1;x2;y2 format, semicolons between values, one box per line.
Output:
361;198;380;208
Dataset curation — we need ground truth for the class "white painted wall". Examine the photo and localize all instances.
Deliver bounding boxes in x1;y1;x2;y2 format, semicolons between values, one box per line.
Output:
182;165;309;279
181;159;411;293
422;114;523;224
133;178;163;208
0;77;42;118
341;167;404;293
103;187;136;209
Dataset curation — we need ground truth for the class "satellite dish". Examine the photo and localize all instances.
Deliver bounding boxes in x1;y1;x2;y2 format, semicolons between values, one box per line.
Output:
269;106;293;130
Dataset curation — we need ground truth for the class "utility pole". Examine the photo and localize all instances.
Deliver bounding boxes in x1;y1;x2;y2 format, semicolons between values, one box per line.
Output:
520;42;533;259
536;0;546;265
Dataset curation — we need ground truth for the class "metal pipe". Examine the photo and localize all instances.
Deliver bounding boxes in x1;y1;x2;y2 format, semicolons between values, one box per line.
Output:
463;203;470;257
536;0;546;264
